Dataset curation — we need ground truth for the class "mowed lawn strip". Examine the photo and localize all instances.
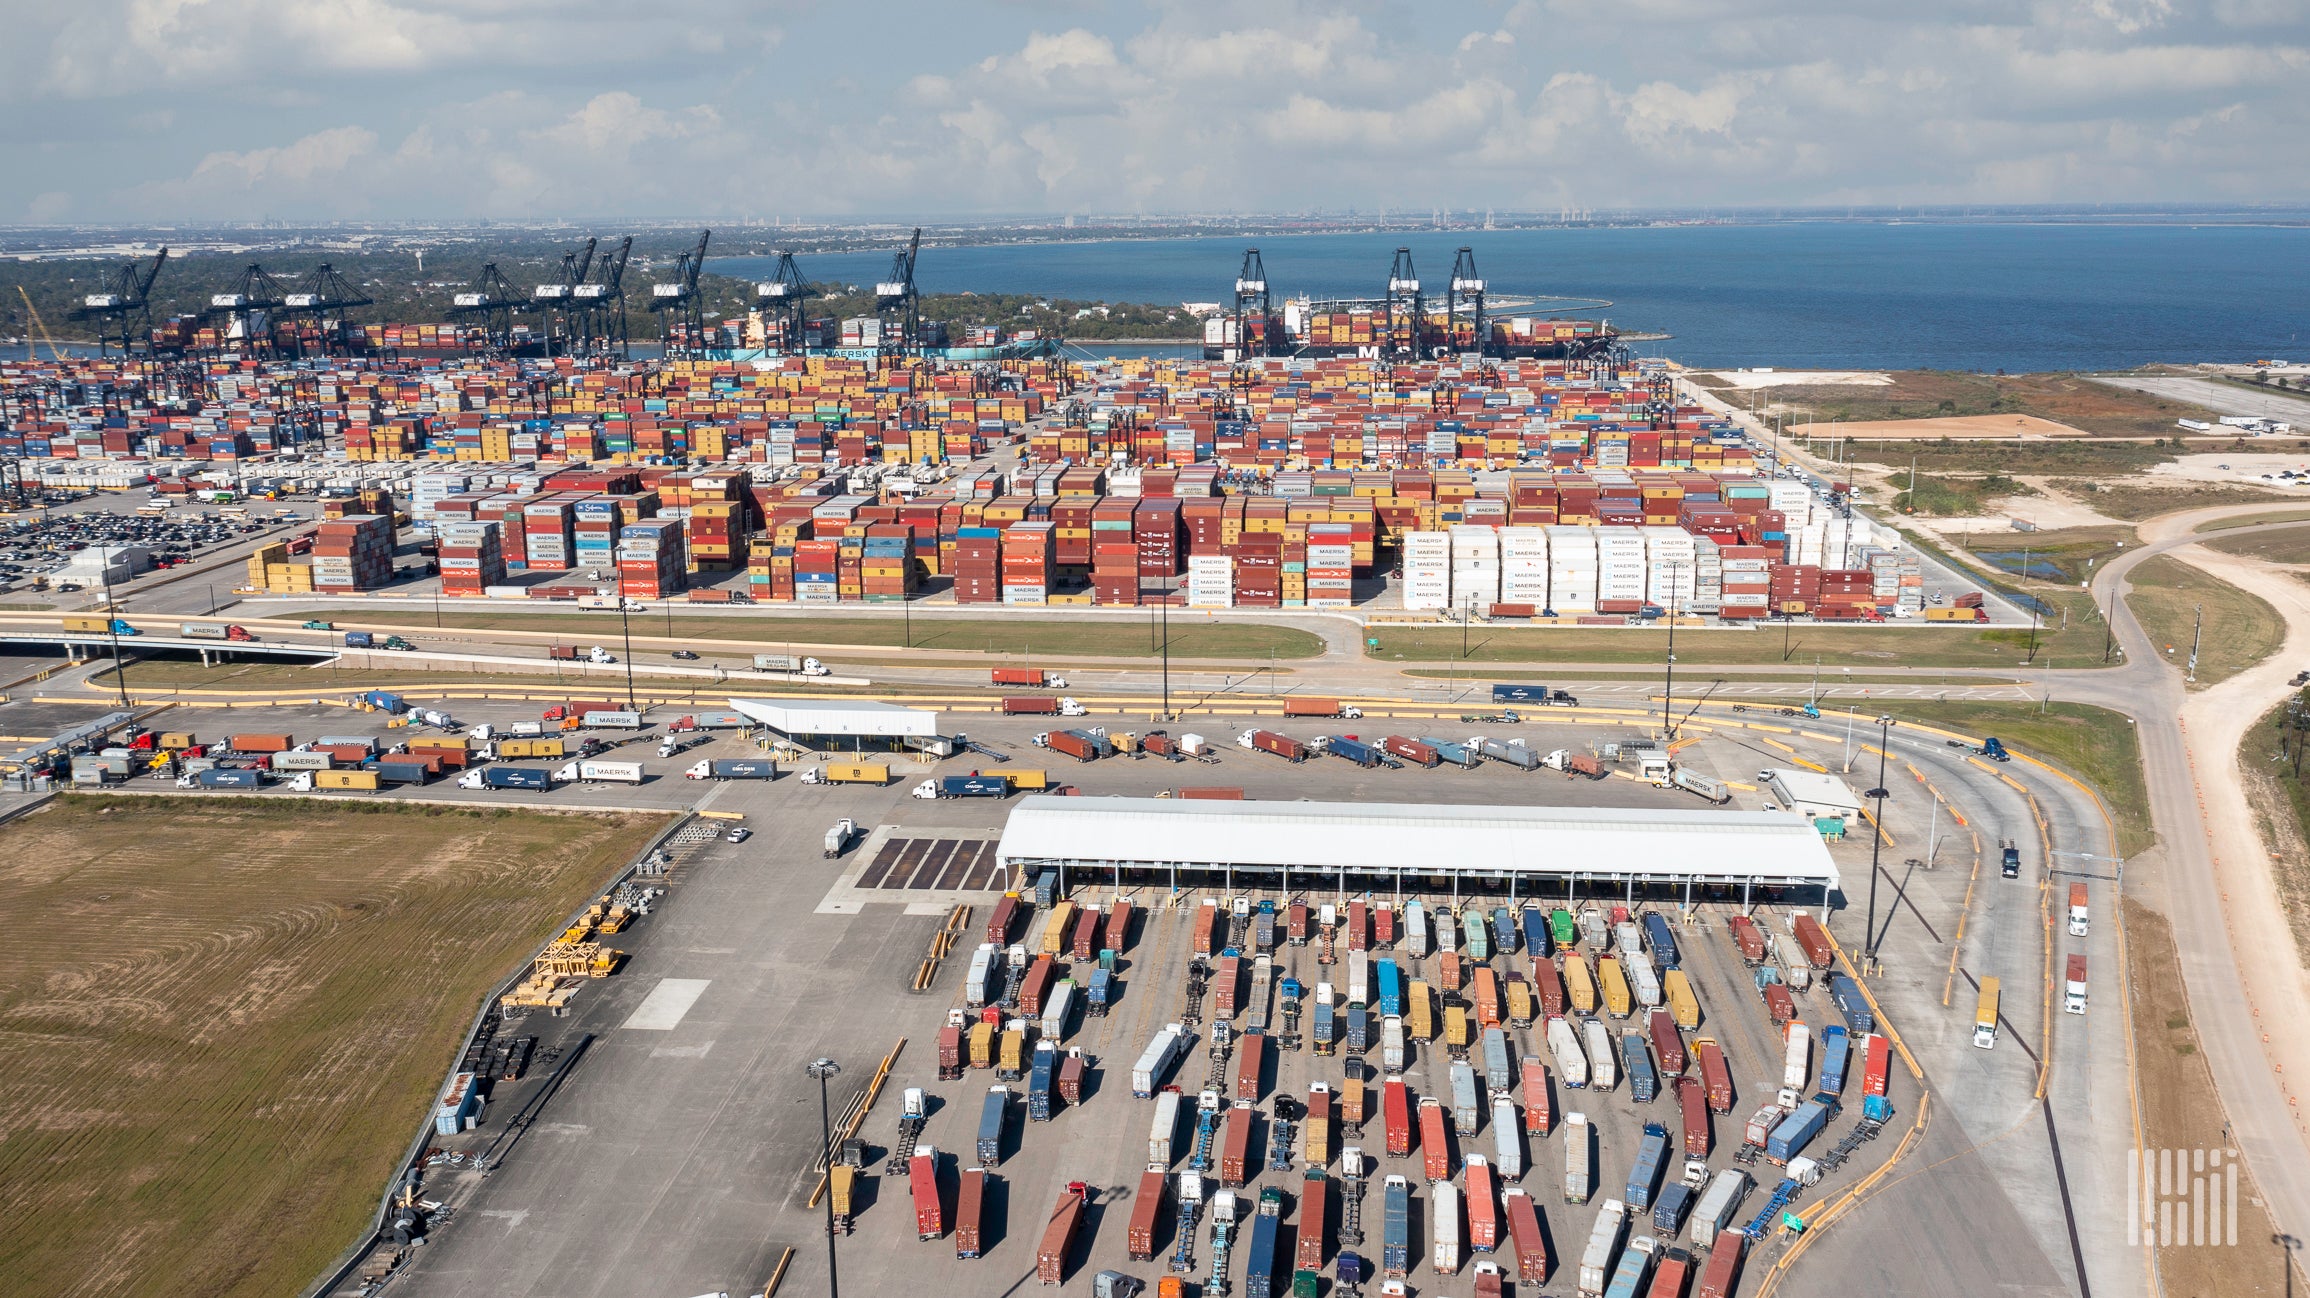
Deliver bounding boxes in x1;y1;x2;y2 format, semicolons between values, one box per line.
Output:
2123;554;2285;688
0;799;671;1298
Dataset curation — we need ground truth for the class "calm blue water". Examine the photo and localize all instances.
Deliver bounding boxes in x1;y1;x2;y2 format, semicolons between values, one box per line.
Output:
719;224;2310;372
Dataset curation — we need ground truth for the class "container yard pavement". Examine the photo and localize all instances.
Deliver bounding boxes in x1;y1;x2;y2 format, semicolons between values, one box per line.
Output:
362;703;2135;1298
0;797;670;1298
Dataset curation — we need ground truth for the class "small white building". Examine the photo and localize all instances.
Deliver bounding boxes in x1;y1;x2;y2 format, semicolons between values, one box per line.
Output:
55;545;150;587
1763;769;1864;825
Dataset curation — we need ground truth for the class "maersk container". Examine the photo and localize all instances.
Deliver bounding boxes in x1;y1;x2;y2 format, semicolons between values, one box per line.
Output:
1819;1026;1852;1098
1622;1032;1658;1104
1578;1198;1627;1297
1765;1100;1830;1164
1491;1097;1524;1179
1584;1019;1618;1091
1828;974;1876;1036
1482;1027;1514;1094
1626;1123;1670;1211
1450;1061;1482;1134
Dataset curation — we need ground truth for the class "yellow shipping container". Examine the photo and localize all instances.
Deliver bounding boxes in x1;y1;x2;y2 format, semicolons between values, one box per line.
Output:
1042;901;1076;955
823;763;889;784
315;769;381;790
1006;769;1050;790
1444;1004;1470;1050
1407;980;1433;1040
1565;953;1597;1015
1599;955;1632;1018
1663;969;1701;1030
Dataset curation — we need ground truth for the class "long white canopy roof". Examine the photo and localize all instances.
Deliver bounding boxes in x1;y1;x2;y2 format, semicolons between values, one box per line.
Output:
727;697;940;737
996;797;1840;888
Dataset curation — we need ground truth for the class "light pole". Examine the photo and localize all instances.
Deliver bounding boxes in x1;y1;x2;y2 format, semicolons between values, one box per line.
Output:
1161;593;1172;721
806;1057;843;1298
617;597;637;711
1862;715;1894;968
100;554;129;707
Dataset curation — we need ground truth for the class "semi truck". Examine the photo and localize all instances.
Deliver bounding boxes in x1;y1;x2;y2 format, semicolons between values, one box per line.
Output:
686;758;777;780
2066;955;2088;1015
1240;730;1310;762
993;667;1067;688
1006;696;1089;716
800;763;890;785
181;622;258;641
555;760;644;784
754;653;830;675
915;775;1012;799
1282;698;1363;719
456;766;554;791
1564;1112;1593;1204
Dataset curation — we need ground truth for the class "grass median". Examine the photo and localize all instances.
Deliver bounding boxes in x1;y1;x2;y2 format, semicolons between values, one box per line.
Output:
2123;554;2285;688
2201;524;2310;565
0;798;672;1298
1868;699;2152;857
263;609;1328;661
1367;599;2109;671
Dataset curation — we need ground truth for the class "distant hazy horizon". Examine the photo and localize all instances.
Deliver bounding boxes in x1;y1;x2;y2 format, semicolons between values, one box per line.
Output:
5;2;2305;223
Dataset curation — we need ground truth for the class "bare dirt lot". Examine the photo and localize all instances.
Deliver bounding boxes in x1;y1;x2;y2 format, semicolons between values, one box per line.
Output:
1694;370;2225;438
1825;414;2090;439
0;798;670;1298
2125;900;2289;1297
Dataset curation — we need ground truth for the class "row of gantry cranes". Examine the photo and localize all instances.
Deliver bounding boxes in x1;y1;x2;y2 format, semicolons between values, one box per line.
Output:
50;231;1619;367
51;227;928;364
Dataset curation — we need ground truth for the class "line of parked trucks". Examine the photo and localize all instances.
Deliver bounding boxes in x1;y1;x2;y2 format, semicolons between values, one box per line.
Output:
882;879;1901;1298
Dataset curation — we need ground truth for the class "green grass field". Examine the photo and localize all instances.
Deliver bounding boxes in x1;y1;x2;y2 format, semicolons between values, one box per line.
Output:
1367;594;2109;671
2202;524;2310;565
266;609;1328;661
0;799;671;1298
1879;700;2154;857
2123;554;2285;688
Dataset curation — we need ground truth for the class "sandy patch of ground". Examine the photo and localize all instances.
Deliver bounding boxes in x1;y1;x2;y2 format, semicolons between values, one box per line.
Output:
2148;453;2310;488
1707;369;1893;389
1907;486;2127;536
1820;414;2091;439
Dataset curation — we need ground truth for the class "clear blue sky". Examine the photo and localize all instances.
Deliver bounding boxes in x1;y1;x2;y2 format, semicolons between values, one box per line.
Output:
5;0;2306;222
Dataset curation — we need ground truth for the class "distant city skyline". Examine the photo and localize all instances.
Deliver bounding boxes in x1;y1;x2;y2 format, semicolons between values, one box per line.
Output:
3;0;2306;222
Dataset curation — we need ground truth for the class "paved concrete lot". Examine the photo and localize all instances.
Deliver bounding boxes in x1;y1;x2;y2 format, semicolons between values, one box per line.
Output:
233;693;2119;1298
2091;374;2310;423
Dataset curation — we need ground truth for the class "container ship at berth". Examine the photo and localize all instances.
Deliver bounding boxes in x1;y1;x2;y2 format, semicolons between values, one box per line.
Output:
1202;246;1620;363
